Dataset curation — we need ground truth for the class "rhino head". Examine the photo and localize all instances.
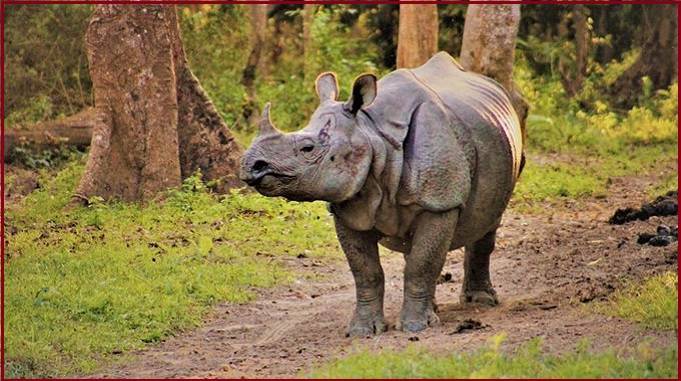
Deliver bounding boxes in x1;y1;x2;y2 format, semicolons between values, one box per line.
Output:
240;73;378;203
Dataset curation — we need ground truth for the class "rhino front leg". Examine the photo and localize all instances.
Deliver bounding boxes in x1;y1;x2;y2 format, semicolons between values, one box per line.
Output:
461;229;499;306
400;209;459;333
334;217;387;337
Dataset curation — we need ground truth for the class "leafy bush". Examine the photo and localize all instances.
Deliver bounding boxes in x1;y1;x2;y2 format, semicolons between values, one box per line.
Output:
515;48;677;158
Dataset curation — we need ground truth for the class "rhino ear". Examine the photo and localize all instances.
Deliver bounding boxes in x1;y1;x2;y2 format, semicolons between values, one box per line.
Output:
315;72;339;101
345;74;377;115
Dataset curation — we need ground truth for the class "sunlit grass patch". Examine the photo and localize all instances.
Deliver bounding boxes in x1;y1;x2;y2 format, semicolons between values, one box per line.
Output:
598;272;678;330
512;143;677;206
5;160;341;377
514;160;602;201
309;334;678;378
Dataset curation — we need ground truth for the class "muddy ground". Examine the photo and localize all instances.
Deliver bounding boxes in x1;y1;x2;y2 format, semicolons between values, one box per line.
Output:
78;169;679;378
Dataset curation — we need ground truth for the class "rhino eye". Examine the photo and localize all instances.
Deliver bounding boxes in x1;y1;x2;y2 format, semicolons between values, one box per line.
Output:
300;145;315;153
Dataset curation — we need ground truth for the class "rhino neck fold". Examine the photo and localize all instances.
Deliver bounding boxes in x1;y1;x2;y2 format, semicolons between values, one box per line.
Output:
329;111;405;233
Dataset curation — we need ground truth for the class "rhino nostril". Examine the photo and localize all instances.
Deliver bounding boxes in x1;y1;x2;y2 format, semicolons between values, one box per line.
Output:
252;160;269;173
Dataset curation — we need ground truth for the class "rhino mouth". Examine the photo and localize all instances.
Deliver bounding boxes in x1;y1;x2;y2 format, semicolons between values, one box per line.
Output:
246;172;296;189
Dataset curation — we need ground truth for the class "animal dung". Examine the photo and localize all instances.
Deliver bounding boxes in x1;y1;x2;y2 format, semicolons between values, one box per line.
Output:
609;191;677;225
450;319;488;334
637;224;678;247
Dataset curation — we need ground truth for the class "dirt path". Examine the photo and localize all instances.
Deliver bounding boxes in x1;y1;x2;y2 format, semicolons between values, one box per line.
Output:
92;174;678;378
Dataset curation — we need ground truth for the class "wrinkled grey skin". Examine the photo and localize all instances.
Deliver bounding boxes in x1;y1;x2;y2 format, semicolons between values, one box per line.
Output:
240;52;525;336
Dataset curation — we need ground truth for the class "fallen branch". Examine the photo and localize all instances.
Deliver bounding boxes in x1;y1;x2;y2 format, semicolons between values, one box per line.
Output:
4;108;95;161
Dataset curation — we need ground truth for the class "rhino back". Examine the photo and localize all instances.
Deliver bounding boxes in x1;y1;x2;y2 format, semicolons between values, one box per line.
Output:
409;51;523;179
361;52;521;248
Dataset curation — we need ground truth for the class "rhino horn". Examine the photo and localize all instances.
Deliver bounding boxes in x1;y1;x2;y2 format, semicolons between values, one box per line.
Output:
257;102;281;137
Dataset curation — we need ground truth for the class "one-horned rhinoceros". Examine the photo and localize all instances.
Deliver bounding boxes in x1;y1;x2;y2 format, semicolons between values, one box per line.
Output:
240;52;525;336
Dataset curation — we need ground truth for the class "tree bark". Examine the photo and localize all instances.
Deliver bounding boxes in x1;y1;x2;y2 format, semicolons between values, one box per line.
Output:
610;4;678;109
303;3;318;83
460;3;528;137
75;5;243;203
558;5;590;98
396;1;439;69
594;6;614;64
241;5;269;125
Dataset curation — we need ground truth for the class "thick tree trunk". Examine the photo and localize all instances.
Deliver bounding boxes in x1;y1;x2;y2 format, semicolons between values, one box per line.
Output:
396;1;438;69
610;4;678;109
76;6;182;202
4;108;95;161
241;5;268;125
460;3;528;138
75;6;242;203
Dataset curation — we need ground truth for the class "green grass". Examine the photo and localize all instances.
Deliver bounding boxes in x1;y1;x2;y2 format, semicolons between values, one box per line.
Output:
598;272;678;331
513;143;677;204
4;159;341;377
310;335;678;378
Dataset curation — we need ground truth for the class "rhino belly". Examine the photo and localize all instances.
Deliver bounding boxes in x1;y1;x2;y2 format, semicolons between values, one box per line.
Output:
449;121;517;249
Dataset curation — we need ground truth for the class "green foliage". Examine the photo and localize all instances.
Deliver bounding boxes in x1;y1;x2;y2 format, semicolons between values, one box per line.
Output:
6;145;83;170
598;272;678;330
179;5;250;129
512;51;677;204
256;6;385;134
178;5;385;142
5;5;93;125
310;334;678;378
5;162;341;377
515;51;678;153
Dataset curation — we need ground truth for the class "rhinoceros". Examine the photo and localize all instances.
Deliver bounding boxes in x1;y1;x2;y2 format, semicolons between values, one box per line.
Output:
240;51;525;335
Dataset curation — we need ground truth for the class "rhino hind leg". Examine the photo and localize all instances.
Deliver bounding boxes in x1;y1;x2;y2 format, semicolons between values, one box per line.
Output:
460;229;499;306
399;209;459;333
334;217;387;337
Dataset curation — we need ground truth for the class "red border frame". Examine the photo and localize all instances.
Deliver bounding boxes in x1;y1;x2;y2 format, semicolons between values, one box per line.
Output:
1;1;680;5
1;1;679;380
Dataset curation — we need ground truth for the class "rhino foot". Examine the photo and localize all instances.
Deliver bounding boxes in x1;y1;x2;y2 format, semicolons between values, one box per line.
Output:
346;312;387;337
460;289;499;306
398;304;440;333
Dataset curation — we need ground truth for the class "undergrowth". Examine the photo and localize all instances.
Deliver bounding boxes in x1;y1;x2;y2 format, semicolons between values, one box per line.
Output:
310;334;678;378
511;55;677;206
4;161;341;377
598;272;678;331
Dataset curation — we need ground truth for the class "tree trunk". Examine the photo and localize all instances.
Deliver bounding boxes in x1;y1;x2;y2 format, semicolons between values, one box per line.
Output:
460;2;528;137
241;5;269;125
75;5;243;203
558;5;590;98
594;6;614;64
396;1;438;69
303;3;318;84
610;4;678;109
